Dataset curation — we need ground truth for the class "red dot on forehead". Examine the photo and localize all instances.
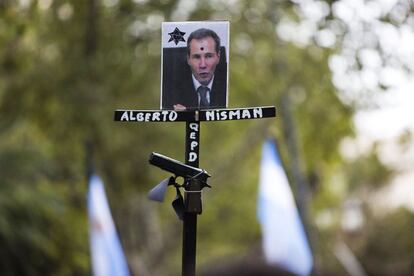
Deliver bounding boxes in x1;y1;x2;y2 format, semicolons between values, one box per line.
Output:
200;47;204;51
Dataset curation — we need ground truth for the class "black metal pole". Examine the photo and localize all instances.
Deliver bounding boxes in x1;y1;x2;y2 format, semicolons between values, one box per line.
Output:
182;212;197;276
182;121;200;276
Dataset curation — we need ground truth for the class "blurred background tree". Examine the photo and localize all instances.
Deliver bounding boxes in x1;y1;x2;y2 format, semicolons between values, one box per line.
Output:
1;0;413;275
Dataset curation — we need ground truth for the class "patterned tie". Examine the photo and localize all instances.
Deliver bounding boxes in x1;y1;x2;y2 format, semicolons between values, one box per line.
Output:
197;86;209;108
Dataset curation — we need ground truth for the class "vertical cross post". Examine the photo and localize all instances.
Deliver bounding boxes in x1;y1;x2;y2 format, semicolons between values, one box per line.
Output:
183;120;200;276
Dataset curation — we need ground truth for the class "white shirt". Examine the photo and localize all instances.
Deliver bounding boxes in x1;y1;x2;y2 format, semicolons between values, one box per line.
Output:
191;75;214;105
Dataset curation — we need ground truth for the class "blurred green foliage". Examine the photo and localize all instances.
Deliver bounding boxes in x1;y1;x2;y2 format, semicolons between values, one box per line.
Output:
0;0;412;275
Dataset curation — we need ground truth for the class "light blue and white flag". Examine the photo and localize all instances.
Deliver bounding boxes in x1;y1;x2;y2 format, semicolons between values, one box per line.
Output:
88;174;130;276
257;140;313;276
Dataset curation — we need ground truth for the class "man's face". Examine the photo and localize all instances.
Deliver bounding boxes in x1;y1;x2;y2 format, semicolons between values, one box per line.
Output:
187;37;220;86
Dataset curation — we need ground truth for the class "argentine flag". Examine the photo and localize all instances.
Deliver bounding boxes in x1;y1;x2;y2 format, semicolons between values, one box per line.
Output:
257;140;313;276
88;174;130;276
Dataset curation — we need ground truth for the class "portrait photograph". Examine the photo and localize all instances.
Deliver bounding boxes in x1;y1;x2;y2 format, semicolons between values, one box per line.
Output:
160;21;229;110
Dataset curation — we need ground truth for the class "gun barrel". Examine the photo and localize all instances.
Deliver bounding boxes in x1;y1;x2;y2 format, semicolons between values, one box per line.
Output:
149;152;210;179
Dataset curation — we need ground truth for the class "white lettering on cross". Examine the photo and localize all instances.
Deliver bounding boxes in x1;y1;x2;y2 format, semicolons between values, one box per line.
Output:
229;110;240;120
187;122;199;164
253;108;263;118
169;111;178;121
206;111;215;121
189;123;199;131
137;113;144;121
189;152;197;162
242;109;251;119
152;112;160;121
120;111;129;121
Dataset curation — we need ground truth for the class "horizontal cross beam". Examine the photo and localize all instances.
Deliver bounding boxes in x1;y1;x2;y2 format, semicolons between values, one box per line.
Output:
114;106;276;123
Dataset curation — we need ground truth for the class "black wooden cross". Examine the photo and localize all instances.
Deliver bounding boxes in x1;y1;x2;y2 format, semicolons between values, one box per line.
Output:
114;106;276;276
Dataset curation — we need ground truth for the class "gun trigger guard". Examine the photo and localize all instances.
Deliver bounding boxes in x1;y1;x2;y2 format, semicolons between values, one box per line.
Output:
201;182;211;189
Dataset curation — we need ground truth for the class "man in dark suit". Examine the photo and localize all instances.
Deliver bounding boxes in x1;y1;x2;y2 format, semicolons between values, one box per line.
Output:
162;28;227;110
